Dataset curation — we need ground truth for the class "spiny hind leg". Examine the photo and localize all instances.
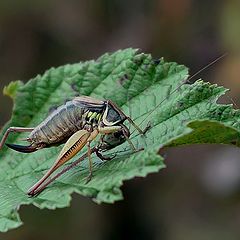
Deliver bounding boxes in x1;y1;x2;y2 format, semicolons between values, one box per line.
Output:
0;127;34;150
28;129;92;196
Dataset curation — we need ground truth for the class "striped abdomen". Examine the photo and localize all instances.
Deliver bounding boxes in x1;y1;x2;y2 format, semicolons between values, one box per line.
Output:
29;99;103;146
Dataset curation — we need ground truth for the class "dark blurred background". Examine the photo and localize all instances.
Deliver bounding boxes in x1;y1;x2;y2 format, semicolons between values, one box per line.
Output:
1;0;240;239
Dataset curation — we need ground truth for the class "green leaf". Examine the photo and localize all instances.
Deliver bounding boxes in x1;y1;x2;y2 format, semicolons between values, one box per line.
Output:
0;48;240;232
3;81;23;100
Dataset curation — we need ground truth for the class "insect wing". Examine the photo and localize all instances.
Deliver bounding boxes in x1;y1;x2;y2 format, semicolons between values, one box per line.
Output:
73;96;105;111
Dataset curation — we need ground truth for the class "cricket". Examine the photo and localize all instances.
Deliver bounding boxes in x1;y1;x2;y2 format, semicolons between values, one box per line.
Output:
0;54;226;197
0;96;148;196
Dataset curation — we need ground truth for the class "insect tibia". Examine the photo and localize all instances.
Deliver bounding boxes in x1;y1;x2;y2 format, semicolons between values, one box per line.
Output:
126;116;145;135
142;121;152;135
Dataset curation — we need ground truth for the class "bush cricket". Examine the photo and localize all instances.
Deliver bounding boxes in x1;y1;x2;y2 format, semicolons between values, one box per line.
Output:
0;54;227;196
0;96;147;196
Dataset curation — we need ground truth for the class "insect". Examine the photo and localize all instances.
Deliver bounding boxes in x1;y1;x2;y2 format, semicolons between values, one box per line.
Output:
0;54;227;196
26;127;139;196
0;96;146;196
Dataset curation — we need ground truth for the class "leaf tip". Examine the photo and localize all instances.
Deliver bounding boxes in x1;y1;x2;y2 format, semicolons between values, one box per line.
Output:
3;81;23;100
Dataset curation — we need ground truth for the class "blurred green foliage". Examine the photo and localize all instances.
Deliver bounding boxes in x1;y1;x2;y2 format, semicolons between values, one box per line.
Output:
0;0;240;240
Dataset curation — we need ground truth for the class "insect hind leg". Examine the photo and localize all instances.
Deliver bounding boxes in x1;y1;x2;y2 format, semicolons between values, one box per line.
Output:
0;127;34;150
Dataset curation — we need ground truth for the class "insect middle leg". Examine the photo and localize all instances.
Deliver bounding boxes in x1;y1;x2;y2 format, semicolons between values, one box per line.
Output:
85;142;93;183
85;129;99;183
0;127;34;150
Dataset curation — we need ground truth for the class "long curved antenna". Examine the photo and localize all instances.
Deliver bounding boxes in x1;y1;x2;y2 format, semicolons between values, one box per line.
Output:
131;53;228;134
127;79;133;132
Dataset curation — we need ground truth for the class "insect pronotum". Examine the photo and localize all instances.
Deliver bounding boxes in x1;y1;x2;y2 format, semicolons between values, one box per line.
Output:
0;54;227;196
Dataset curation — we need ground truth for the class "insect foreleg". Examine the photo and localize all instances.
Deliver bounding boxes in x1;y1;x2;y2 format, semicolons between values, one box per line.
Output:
98;125;122;134
126;117;145;135
0;127;34;150
142;121;152;134
122;128;136;152
98;125;136;152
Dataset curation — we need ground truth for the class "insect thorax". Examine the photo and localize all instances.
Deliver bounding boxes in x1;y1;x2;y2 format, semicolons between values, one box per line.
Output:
82;109;103;128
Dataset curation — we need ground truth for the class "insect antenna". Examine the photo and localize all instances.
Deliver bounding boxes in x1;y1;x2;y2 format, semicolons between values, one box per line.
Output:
127;84;132;132
226;95;239;109
104;53;230;157
124;72;134;132
104;53;234;159
130;52;229;136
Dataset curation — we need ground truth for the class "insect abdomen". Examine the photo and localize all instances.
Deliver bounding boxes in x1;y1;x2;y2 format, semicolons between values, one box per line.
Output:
30;101;85;145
